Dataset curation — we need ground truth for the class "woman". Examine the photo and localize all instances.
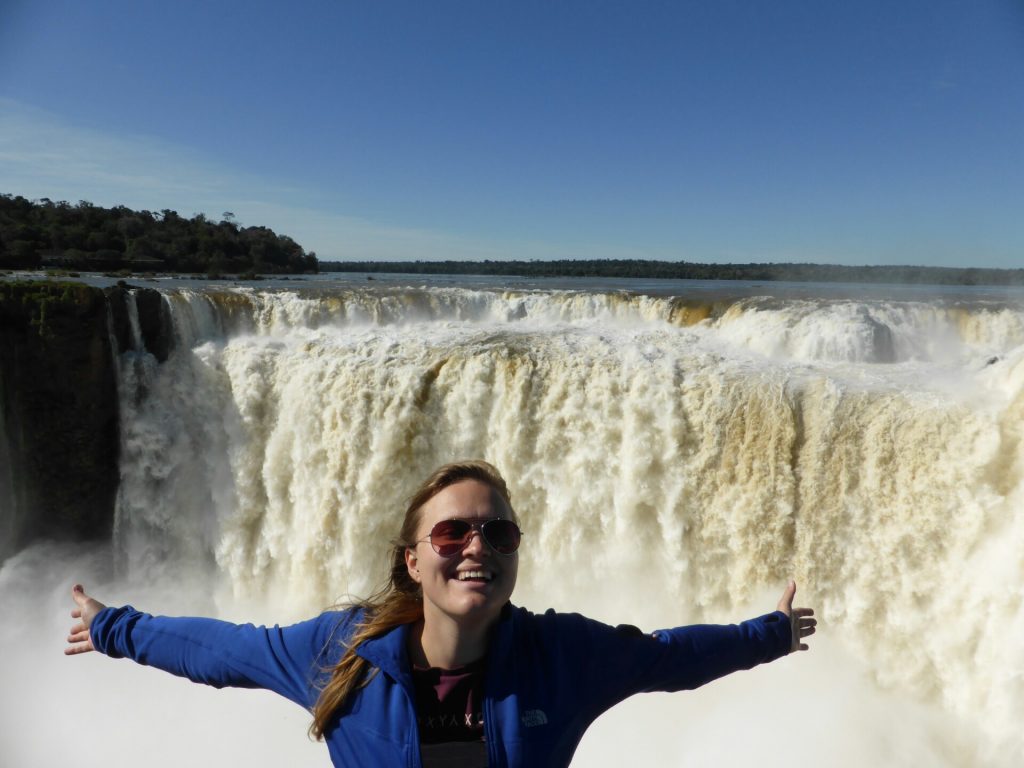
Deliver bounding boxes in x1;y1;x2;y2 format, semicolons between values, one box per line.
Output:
67;460;816;767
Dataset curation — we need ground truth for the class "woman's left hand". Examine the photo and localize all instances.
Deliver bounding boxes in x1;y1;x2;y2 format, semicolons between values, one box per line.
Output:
65;584;107;656
776;580;816;652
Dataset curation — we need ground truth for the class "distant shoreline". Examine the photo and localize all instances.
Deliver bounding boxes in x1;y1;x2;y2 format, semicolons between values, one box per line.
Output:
318;259;1024;288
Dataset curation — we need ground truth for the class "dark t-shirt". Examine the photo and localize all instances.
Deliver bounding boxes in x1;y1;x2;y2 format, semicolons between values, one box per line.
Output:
413;658;488;767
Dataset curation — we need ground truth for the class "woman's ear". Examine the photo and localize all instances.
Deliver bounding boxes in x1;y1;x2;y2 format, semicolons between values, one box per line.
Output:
405;547;421;584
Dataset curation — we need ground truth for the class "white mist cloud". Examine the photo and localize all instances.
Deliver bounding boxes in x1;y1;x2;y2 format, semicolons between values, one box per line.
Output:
0;542;325;768
4;542;1002;768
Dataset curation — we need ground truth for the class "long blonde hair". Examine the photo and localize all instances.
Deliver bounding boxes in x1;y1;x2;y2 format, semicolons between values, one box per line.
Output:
309;460;515;739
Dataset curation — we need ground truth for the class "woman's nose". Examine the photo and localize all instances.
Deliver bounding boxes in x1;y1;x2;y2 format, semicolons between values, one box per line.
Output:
461;529;488;555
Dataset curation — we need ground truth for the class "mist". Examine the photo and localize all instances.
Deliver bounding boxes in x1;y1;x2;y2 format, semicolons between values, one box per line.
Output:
1;540;1002;768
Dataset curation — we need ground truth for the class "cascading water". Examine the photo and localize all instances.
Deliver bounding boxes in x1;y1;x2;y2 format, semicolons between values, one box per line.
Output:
3;280;1022;767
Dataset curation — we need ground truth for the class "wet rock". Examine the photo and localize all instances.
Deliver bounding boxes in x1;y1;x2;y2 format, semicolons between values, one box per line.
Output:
133;286;173;362
105;282;132;354
0;281;119;560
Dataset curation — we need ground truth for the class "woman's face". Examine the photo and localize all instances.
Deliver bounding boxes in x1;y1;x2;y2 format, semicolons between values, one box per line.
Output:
405;479;519;629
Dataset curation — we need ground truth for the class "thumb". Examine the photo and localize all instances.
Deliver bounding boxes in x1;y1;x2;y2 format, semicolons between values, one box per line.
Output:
71;583;105;624
72;583;89;607
776;579;796;616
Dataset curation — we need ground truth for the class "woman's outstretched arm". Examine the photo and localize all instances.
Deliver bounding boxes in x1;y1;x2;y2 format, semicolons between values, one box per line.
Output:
556;579;818;709
62;583;353;708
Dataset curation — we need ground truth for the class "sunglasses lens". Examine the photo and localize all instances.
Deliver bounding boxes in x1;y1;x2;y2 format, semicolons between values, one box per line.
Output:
482;519;521;555
430;519;472;557
427;519;522;557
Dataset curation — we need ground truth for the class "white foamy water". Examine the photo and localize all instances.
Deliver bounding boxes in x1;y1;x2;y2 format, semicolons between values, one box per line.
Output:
4;282;1024;767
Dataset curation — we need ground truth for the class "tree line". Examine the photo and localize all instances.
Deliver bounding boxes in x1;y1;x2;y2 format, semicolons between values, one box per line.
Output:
6;193;1017;286
0;194;318;275
320;258;1024;287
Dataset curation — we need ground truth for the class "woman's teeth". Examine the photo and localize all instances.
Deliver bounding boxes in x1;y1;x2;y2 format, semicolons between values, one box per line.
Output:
457;570;493;581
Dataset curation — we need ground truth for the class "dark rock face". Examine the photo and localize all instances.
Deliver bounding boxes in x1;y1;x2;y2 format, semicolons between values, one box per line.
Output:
0;281;122;560
107;281;132;355
133;286;173;362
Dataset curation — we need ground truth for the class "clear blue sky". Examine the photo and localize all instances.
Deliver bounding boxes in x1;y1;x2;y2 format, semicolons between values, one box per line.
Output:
2;0;1022;267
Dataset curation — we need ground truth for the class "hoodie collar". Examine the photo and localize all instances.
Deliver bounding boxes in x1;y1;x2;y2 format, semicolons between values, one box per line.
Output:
355;603;517;688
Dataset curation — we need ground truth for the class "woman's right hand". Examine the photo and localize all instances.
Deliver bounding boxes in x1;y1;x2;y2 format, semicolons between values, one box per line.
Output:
65;584;107;656
776;580;815;652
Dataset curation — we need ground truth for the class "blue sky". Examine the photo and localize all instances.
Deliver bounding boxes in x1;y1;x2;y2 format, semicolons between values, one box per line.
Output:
1;1;1022;267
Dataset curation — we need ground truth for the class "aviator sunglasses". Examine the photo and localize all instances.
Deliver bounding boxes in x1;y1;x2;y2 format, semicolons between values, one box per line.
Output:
418;518;523;557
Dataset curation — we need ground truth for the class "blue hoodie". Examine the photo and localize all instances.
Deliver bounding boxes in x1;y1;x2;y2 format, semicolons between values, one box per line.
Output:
90;602;792;766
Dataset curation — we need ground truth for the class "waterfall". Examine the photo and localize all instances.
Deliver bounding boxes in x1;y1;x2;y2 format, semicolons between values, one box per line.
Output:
4;280;1020;767
100;284;1024;764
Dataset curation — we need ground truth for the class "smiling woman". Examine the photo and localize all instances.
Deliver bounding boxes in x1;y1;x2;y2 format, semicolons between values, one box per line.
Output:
407;477;520;642
66;460;815;768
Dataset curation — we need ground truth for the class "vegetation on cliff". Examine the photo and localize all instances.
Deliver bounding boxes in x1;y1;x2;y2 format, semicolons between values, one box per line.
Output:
0;194;318;275
320;258;1024;287
0;280;99;339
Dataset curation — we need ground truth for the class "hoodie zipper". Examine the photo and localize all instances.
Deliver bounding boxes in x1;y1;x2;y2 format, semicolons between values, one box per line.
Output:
483;693;502;768
385;666;422;768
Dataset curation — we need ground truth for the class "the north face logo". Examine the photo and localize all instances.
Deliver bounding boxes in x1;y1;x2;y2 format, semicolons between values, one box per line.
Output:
521;709;548;727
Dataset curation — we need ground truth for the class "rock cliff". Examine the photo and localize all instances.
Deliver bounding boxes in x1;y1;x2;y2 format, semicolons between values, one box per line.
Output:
0;279;171;561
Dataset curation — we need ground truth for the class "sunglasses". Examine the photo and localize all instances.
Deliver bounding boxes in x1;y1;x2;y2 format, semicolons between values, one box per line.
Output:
418;518;522;558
